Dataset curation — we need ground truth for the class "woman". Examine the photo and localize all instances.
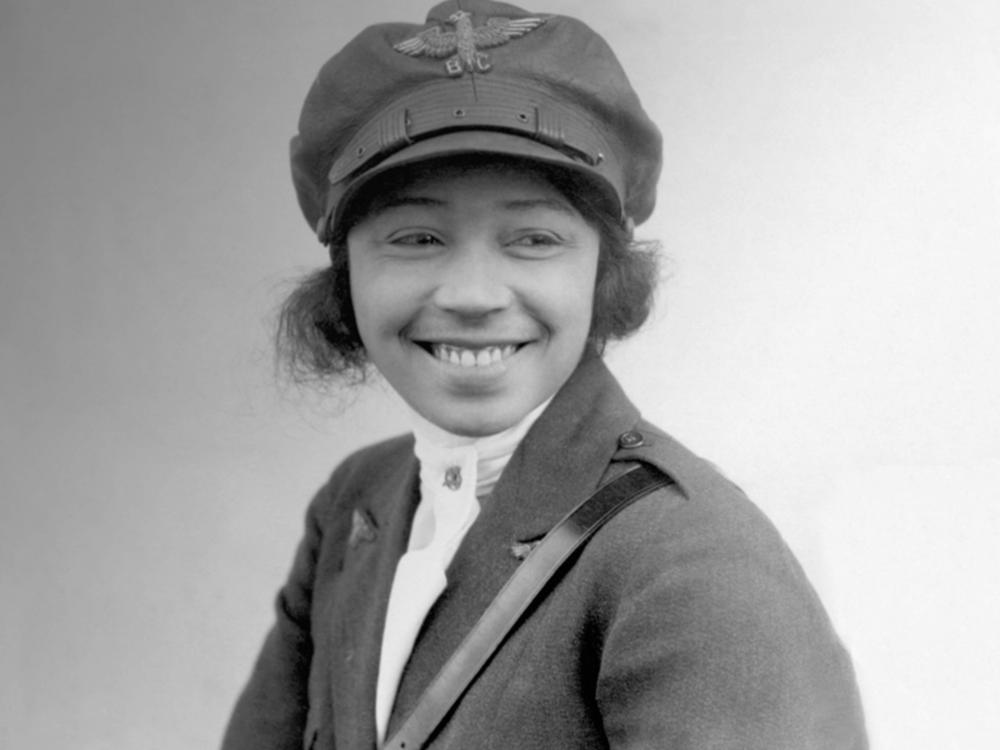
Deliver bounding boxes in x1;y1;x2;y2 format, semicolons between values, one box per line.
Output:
223;2;867;748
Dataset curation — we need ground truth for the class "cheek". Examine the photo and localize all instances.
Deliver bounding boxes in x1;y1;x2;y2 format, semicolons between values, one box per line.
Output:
567;247;601;324
529;249;599;344
573;279;599;341
347;249;427;355
346;248;383;347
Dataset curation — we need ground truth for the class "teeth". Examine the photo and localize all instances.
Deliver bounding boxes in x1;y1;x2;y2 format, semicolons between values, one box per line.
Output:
431;344;519;368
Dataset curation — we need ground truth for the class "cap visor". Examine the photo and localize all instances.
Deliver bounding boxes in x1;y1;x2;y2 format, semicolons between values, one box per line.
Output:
333;130;621;227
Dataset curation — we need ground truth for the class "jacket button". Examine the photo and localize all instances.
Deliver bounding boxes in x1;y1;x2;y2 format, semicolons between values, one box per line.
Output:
618;430;644;449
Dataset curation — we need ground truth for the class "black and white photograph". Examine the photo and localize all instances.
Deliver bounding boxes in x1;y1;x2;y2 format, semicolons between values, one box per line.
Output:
3;1;998;748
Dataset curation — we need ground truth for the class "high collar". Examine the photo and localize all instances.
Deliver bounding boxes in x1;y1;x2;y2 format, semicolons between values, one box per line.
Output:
406;398;551;499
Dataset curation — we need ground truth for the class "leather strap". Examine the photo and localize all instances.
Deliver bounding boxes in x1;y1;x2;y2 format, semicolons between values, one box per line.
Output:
382;462;671;750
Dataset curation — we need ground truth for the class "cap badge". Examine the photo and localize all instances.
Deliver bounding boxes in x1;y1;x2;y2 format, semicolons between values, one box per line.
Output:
394;10;547;77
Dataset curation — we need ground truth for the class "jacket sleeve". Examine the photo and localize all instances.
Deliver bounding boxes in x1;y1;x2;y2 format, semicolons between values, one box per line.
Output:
594;489;868;750
220;486;325;750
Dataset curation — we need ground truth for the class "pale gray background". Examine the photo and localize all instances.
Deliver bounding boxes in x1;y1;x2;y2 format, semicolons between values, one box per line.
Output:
2;0;998;748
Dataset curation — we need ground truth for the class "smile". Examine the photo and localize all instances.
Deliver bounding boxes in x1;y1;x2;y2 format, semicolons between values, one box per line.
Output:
425;343;521;368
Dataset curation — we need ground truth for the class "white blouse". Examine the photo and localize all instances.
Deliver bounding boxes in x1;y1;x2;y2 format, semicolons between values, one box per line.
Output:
374;400;550;744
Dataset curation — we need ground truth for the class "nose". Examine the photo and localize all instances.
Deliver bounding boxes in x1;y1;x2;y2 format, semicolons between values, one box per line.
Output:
431;241;513;316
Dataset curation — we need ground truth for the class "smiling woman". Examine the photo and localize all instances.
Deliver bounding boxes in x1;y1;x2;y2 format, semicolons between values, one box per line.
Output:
346;163;600;436
276;155;658;393
223;2;868;749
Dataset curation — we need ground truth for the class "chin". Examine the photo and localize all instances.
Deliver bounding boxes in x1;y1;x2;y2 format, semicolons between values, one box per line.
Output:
431;405;522;438
439;417;511;439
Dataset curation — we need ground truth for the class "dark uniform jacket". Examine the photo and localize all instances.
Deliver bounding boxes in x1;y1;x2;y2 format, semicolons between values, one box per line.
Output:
222;354;867;749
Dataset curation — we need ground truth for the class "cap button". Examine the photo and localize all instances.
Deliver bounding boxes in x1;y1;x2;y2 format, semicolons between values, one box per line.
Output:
443;466;463;491
618;430;645;449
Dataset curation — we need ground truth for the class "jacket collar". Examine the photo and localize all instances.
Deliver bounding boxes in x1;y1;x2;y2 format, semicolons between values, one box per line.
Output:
491;349;641;542
387;351;643;732
326;441;419;750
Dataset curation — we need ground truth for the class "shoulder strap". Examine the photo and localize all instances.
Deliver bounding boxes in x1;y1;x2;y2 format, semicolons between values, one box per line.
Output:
383;462;671;750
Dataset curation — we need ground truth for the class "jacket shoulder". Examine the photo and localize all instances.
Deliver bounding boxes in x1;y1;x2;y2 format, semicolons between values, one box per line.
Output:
591;421;867;747
605;417;811;587
306;432;416;524
612;417;746;505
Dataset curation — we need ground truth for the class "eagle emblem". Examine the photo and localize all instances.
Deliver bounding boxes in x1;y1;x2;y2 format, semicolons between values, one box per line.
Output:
393;10;547;76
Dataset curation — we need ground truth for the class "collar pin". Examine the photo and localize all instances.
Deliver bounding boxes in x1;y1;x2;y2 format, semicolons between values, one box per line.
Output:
444;465;463;491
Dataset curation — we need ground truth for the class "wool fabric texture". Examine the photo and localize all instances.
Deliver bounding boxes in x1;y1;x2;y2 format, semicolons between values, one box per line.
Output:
222;355;868;749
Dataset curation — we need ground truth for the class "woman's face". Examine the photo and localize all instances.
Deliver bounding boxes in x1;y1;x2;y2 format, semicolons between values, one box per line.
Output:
347;164;600;437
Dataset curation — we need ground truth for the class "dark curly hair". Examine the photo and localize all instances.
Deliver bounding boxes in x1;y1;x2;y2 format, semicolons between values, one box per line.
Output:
276;155;660;385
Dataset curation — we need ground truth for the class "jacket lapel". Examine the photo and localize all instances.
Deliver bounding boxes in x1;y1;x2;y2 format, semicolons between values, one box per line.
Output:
323;443;419;750
387;353;641;731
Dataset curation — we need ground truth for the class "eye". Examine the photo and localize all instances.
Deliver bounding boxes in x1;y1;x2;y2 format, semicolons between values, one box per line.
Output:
511;231;560;245
507;231;565;257
389;231;443;246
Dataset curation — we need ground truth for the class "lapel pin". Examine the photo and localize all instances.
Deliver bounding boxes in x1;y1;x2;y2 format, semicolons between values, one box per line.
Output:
509;538;543;561
348;508;378;548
